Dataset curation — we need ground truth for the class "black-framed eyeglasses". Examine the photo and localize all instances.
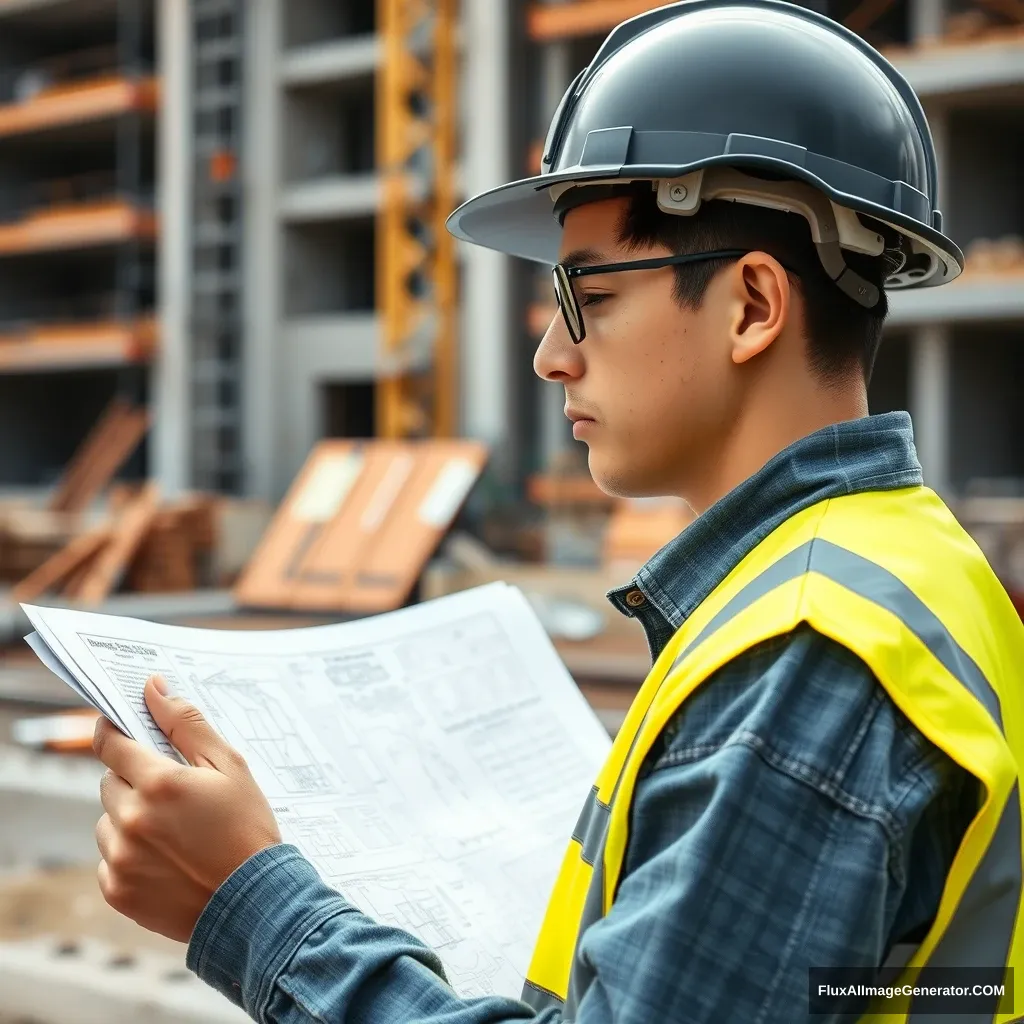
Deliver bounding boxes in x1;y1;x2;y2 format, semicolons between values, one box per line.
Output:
552;250;749;344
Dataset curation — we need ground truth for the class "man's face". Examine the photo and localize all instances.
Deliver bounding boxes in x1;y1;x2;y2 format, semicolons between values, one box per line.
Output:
534;198;743;499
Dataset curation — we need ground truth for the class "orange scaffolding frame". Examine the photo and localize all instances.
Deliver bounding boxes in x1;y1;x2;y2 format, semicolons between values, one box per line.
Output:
376;0;459;440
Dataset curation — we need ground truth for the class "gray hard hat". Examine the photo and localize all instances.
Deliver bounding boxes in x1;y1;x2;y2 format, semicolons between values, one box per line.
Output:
446;0;964;309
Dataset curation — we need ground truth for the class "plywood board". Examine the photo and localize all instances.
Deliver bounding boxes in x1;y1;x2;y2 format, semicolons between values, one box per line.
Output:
235;439;487;612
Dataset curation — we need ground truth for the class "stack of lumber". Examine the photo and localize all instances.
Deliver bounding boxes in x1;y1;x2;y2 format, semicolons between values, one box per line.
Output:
11;485;219;605
0;397;148;582
1;397;221;604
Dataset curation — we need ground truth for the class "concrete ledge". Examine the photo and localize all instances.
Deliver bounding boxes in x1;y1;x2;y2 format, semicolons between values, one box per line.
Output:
284;313;380;379
0;745;103;867
281;174;381;221
281;36;380;87
888;275;1024;326
891;36;1024;98
0;936;249;1024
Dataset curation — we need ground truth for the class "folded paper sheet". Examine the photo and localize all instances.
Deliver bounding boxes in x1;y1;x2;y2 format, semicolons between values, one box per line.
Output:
22;583;612;998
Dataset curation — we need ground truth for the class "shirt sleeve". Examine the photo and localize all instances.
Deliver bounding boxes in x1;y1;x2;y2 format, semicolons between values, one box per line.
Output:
187;843;548;1024
188;627;970;1024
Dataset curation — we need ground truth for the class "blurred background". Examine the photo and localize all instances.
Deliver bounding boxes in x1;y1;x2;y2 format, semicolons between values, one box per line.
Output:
0;0;1022;1020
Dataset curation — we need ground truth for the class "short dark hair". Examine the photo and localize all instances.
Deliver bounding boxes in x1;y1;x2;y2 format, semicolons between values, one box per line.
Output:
616;185;895;383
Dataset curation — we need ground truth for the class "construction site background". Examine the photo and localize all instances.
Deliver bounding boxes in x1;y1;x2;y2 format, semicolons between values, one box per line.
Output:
0;0;1022;1021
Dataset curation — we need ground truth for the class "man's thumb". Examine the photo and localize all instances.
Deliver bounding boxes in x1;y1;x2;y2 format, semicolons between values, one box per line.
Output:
144;677;232;771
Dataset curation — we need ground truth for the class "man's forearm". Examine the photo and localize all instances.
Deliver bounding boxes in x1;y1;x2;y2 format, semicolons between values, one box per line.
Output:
187;845;553;1024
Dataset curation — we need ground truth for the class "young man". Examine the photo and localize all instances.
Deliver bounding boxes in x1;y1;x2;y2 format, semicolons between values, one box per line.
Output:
91;2;1024;1021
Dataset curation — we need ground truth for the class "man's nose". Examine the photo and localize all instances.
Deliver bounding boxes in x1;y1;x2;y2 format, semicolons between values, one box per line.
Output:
534;314;584;382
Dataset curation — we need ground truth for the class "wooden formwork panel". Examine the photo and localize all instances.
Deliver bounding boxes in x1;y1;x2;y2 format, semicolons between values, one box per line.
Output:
235;439;488;613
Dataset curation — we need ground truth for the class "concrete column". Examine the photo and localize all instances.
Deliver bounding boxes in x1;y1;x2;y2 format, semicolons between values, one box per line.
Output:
908;100;951;496
459;0;512;474
242;0;284;499
910;0;946;44
537;40;573;469
910;325;952;495
152;0;191;495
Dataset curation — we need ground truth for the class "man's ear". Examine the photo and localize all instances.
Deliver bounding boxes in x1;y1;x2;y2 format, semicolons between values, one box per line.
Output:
726;252;790;366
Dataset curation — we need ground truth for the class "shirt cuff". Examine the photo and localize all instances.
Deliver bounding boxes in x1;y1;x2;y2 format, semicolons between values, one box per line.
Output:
187;844;354;1017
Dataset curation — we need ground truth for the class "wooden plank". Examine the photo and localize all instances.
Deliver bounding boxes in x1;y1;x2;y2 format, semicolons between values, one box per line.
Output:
0;318;157;372
74;483;160;604
60;539;111;600
0;200;158;257
527;0;665;41
0;75;159;140
235;440;487;612
49;400;129;512
11;526;110;603
50;399;149;513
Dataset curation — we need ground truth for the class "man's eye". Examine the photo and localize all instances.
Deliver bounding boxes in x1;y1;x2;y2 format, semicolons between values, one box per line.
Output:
579;293;609;308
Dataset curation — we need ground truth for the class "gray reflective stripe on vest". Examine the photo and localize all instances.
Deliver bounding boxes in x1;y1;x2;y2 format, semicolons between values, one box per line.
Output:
670;538;1002;728
520;789;610;1014
906;784;1020;1022
573;786;611;866
543;537;1019;1018
521;980;564;1014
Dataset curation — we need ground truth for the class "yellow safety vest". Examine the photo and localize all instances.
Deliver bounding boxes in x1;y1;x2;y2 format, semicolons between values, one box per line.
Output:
522;487;1024;1021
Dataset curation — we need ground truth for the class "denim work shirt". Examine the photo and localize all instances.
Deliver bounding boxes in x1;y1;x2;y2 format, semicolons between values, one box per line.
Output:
188;411;976;1023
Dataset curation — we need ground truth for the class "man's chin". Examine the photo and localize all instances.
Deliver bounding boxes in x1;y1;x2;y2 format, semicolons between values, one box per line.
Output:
588;452;663;500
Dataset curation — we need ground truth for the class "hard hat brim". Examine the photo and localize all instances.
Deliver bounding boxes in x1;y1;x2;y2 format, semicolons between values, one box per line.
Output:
446;155;965;289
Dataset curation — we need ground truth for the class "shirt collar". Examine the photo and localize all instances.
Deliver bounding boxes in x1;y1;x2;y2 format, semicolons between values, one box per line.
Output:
608;412;923;643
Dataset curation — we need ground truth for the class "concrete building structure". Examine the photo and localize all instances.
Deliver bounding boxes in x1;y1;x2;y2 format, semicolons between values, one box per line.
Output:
0;0;1020;508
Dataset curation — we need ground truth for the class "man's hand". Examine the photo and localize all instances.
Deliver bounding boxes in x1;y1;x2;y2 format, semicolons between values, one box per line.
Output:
92;677;283;943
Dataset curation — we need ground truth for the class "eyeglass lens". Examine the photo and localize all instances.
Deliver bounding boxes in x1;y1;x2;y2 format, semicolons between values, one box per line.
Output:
552;265;583;342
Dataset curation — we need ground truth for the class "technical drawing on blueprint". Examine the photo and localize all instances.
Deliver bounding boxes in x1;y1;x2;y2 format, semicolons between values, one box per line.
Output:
22;583;613;998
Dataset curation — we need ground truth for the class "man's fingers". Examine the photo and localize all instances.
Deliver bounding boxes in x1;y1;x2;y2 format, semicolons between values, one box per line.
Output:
99;768;135;823
95;812;116;862
93;717;163;785
144;677;238;772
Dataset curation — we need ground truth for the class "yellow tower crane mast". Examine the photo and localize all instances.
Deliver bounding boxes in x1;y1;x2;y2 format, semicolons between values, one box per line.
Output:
376;0;459;439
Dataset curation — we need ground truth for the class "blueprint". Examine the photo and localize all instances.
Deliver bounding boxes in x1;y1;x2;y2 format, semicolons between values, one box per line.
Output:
21;583;612;998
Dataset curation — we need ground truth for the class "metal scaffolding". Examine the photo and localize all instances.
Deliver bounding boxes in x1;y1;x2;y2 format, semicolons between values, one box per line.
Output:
189;0;245;493
376;0;459;439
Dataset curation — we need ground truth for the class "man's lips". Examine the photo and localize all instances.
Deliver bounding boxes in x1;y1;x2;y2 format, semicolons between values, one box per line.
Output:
564;406;596;424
